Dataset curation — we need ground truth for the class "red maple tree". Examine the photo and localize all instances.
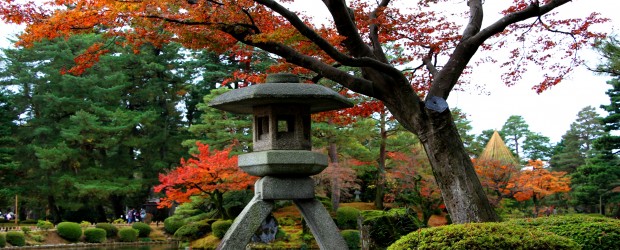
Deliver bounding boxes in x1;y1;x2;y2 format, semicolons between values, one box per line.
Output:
153;142;257;219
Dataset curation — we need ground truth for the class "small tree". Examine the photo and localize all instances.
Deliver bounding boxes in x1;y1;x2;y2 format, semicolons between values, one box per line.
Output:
508;160;571;216
154;142;257;219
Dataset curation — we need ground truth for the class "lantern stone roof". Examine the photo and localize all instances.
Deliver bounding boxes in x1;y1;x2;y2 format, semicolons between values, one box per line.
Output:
209;74;353;114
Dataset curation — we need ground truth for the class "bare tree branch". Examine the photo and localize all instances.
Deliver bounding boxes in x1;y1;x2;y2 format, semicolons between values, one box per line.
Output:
462;0;483;41
429;0;572;99
322;0;374;58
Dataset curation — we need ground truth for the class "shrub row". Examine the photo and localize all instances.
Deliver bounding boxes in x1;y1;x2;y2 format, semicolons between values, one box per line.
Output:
5;231;26;247
388;214;619;250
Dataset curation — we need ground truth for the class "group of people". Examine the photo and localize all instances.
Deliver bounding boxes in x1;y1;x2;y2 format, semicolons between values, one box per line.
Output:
0;210;15;221
124;208;147;223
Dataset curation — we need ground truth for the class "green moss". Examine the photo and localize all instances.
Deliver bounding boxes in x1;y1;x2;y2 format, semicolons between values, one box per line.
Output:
131;222;152;237
57;222;83;242
212;220;232;239
389;222;579;250
84;228;107;243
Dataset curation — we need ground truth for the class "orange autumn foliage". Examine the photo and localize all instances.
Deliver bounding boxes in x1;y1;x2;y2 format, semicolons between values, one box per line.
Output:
508;160;571;202
153;142;257;208
472;158;519;205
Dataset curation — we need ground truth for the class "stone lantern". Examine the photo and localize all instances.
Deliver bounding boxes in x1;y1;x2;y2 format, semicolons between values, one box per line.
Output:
210;73;352;250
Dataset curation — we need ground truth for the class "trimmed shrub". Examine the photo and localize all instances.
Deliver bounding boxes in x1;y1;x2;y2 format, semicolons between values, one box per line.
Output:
362;208;420;248
132;222;152;237
164;217;185;234
341;230;361;250
388;222;579;250
0;233;6;248
57;222;83;242
118;228;139;242
84;228;107;243
5;231;26;247
36;220;54;230
95;223;118;238
510;214;620;250
212;220;232;239
337;207;360;230
174;220;212;241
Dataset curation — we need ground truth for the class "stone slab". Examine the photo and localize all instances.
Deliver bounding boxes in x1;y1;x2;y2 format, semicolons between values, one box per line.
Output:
255;176;315;200
238;150;328;177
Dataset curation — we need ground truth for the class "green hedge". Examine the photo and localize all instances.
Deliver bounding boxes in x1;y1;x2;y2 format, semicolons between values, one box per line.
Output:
389;222;579;250
174;220;212;241
84;228;107;243
36;220;54;230
509;214;620;250
131;222;152;237
0;233;6;248
336;207;360;230
118;228;139;242
212;220;232;239
164;217;185;234
5;231;26;247
57;222;83;242
341;229;361;250
362;208;421;248
95;223;118;238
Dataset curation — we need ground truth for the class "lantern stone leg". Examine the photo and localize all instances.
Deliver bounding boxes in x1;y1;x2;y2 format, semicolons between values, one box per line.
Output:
216;196;274;250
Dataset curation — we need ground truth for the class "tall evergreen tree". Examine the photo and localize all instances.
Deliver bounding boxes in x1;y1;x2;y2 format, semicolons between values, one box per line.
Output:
500;115;530;159
0;33;191;221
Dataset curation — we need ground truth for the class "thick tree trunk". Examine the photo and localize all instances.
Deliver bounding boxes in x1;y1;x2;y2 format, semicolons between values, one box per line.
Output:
417;110;498;223
47;195;61;224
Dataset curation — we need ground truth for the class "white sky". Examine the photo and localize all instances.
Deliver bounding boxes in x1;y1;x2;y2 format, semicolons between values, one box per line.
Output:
1;0;618;143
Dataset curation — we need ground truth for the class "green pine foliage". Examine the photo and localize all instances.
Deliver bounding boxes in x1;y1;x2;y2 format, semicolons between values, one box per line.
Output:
174;220;213;241
131;222;152;237
164;217;185;235
56;222;83;242
84;228;107;243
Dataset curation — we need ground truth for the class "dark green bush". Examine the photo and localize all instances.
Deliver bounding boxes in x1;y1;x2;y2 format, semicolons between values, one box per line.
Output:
336;207;360;230
341;229;361;250
5;231;26;247
362;208;420;248
388;222;579;250
36;220;54;230
0;233;6;248
95;223;118;238
164;216;185;234
212;220;232;239
57;222;83;242
510;214;620;250
118;228;139;242
174;220;212;241
20;219;37;224
131;222;152;237
84;228;107;243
